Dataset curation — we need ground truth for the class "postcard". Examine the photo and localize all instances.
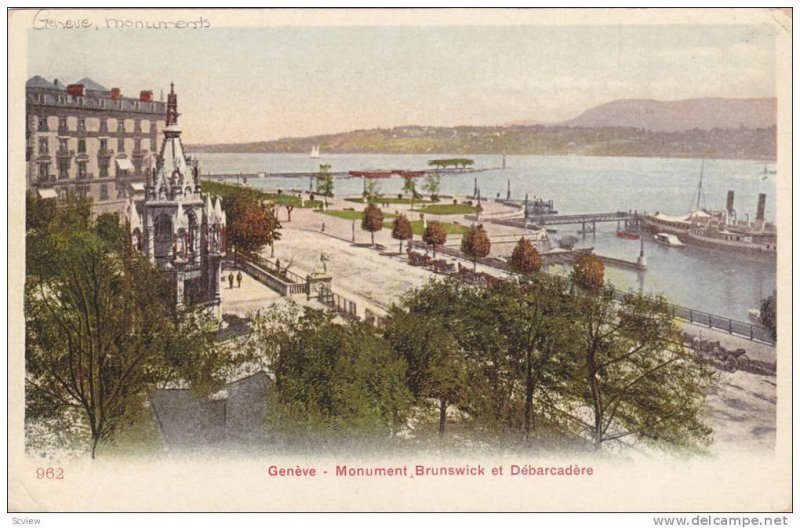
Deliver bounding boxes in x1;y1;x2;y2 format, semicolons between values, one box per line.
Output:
7;7;792;513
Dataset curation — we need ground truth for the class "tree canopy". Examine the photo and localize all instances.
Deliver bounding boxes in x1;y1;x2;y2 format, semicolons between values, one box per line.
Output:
361;204;384;246
573;254;605;291
759;290;776;340
391;214;413;253
25;199;230;457
461;224;491;271
422;221;447;257
509;237;542;275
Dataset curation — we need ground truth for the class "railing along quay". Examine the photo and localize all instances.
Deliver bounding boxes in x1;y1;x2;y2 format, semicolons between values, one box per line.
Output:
408;241;775;346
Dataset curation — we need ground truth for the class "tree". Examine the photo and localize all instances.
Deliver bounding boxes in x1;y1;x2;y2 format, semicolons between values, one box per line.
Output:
25;203;226;458
383;311;465;434
364;178;382;203
229;200;282;255
509;237;542;275
567;289;714;450
422;221;447;257
266;308;412;437
26;190;57;232
759;290;776;340
391;214;413;253
422;173;441;201
402;175;419;208
573;254;604;291
361;203;384;246
316;164;334;207
461;223;491;271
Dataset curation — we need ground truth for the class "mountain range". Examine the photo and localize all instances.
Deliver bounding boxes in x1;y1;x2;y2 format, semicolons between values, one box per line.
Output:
513;97;776;132
188;98;777;160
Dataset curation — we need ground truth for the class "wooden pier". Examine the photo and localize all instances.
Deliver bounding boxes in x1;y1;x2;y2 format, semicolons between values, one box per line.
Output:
485;211;641;233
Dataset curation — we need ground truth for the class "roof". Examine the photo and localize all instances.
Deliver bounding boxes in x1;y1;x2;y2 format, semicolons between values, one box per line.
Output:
26;76;65;89
653;212;691;223
74;77;108;91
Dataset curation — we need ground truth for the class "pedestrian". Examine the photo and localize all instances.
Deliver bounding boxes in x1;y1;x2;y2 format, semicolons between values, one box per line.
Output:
275;258;281;273
236;271;242;288
228;273;234;289
321;221;326;233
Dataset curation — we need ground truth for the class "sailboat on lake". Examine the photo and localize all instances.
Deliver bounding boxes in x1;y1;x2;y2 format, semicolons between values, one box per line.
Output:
310;145;320;159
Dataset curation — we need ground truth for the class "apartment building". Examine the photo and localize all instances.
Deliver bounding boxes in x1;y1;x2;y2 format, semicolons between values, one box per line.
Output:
26;76;167;213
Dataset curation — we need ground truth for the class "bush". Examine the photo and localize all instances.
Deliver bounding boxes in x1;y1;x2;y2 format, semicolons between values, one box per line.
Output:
453;199;458;204
277;189;283;195
398;194;403;200
310;194;315;201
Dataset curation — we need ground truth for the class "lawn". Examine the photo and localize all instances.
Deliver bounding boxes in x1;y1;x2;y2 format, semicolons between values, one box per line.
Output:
345;197;431;206
405;220;470;236
318;209;397;221
201;180;322;208
262;192;323;209
413;203;477;215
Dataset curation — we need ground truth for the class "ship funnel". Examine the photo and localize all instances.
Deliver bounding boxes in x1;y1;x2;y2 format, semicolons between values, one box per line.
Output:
726;190;735;214
756;193;766;221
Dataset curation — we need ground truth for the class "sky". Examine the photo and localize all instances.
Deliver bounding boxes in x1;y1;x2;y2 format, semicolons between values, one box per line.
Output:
27;19;777;144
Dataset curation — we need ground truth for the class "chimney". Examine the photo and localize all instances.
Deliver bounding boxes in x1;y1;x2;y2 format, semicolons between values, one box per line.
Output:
67;84;84;97
726;190;735;214
139;90;153;102
110;87;122;100
756;193;766;221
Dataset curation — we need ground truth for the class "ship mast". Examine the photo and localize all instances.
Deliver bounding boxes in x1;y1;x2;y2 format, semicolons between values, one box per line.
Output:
691;158;707;212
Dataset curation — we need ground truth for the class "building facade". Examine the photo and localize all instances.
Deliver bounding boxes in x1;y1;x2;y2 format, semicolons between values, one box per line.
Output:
128;84;226;317
26;76;167;214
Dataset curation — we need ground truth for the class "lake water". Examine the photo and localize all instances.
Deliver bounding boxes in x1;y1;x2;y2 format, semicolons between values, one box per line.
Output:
192;152;778;322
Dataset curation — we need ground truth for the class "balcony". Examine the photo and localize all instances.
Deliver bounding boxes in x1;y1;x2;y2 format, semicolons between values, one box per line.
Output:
57;149;75;158
98;148;115;158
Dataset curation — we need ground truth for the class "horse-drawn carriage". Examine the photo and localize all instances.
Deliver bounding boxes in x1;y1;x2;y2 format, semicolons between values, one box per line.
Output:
683;333;750;373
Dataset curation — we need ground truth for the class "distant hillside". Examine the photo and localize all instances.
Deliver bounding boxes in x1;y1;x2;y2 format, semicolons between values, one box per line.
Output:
551;98;776;132
188;123;775;161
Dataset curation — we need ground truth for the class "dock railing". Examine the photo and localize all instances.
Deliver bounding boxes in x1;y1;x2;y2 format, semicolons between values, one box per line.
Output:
407;242;775;346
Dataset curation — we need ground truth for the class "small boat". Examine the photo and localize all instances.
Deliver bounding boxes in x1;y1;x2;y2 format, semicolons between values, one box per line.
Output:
310;145;320;159
558;235;578;250
616;230;640;240
654;232;684;247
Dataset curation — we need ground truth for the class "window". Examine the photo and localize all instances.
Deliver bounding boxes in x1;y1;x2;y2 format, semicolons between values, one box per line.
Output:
150;137;157;151
99;119;108;133
38;163;49;181
59;159;69;179
117;137;125;152
134;138;142;153
59;117;67;131
100;184;109;201
59;138;68;152
78;118;86;132
117;120;125;133
38;137;48;154
100;138;108;151
77;139;86;154
38;117;48;131
134;120;141;133
77;162;87;180
99;159;109;178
